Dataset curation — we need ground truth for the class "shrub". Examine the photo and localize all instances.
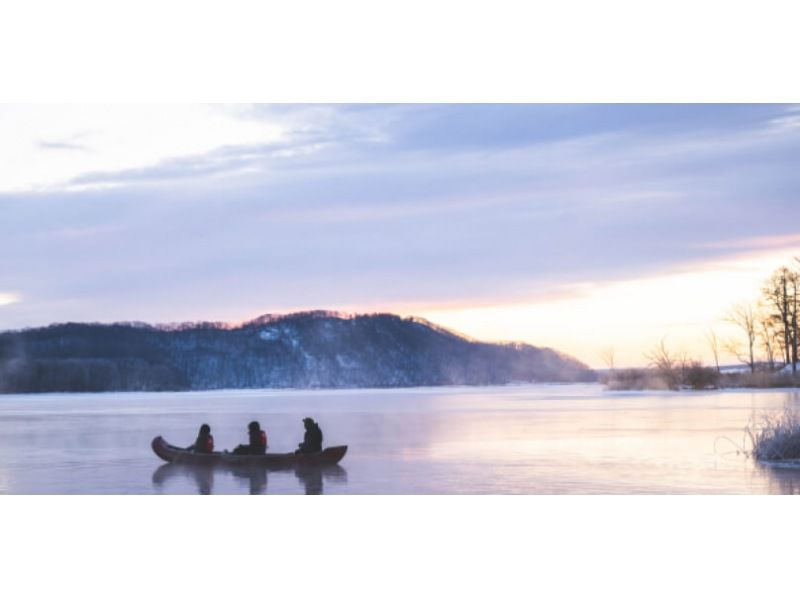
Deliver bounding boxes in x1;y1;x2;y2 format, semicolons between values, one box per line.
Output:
723;371;800;388
604;368;673;391
749;408;800;461
684;362;719;389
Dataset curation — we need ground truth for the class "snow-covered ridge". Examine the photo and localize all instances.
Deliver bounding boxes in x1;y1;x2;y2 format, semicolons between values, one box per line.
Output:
0;312;595;393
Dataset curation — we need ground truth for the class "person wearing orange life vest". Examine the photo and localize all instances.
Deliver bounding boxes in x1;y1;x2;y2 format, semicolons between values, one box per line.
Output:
187;423;214;453
232;421;267;455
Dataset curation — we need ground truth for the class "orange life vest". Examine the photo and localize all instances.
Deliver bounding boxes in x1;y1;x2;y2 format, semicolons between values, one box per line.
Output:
260;430;267;449
206;435;214;452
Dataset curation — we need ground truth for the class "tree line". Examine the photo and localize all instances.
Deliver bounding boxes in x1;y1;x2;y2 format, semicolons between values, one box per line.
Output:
723;258;800;374
603;257;800;390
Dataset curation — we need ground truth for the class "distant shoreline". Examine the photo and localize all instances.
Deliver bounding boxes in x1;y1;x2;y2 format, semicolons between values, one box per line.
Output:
602;367;800;392
5;380;800;397
0;380;600;396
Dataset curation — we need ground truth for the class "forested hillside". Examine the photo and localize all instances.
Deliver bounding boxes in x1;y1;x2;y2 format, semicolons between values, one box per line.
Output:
0;311;594;393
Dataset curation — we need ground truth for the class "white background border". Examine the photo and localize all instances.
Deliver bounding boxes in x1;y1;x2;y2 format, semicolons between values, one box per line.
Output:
2;0;799;101
3;496;800;597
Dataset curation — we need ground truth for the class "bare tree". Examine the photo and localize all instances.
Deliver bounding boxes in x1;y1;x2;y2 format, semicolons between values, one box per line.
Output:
645;338;678;389
759;315;778;371
762;264;800;372
705;329;721;374
677;349;691;383
762;267;792;367
791;265;799;372
599;347;616;371
726;303;757;373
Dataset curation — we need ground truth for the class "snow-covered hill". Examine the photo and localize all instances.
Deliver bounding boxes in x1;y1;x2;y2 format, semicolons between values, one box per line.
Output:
0;311;595;393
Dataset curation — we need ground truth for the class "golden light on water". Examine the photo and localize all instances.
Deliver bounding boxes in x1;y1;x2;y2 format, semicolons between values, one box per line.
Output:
413;247;800;369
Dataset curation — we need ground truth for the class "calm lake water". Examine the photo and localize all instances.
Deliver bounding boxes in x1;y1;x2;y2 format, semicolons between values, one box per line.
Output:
1;384;799;494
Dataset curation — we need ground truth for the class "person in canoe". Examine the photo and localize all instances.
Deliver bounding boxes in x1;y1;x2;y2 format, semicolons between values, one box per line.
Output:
186;423;214;453
296;417;323;454
232;420;268;455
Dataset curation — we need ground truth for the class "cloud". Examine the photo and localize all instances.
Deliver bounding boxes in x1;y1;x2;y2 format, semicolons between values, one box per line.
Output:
37;139;89;151
696;233;800;251
0;104;799;334
0;292;21;307
0;104;286;192
65;136;335;188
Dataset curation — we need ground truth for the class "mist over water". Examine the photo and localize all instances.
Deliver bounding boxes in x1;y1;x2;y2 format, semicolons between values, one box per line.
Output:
1;384;799;494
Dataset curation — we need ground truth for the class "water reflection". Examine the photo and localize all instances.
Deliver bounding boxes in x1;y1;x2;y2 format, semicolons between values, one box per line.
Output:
152;463;347;495
758;462;800;495
296;465;348;495
152;464;216;495
230;465;268;495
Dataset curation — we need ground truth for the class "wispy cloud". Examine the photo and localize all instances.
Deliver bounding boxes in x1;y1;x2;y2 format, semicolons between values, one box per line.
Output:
0;292;21;307
65;136;335;189
0;104;286;192
37;139;89;151
697;233;800;251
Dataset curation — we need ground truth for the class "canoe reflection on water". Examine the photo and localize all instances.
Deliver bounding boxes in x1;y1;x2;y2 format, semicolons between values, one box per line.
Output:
152;462;348;495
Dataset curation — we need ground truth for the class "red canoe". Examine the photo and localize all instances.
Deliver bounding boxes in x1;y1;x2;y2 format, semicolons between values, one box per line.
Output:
151;436;347;468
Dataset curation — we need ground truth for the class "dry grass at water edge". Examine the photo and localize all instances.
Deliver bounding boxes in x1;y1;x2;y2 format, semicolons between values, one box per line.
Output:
747;408;800;461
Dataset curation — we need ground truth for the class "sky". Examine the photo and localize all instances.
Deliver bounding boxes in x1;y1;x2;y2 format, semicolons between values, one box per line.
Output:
1;104;799;367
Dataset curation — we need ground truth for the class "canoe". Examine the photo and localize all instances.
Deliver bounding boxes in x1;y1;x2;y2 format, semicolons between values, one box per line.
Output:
151;436;347;468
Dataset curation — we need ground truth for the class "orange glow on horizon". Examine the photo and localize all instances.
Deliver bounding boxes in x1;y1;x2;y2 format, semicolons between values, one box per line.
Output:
405;247;800;369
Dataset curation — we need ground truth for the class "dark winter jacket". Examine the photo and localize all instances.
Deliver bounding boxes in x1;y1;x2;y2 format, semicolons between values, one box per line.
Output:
300;422;323;453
